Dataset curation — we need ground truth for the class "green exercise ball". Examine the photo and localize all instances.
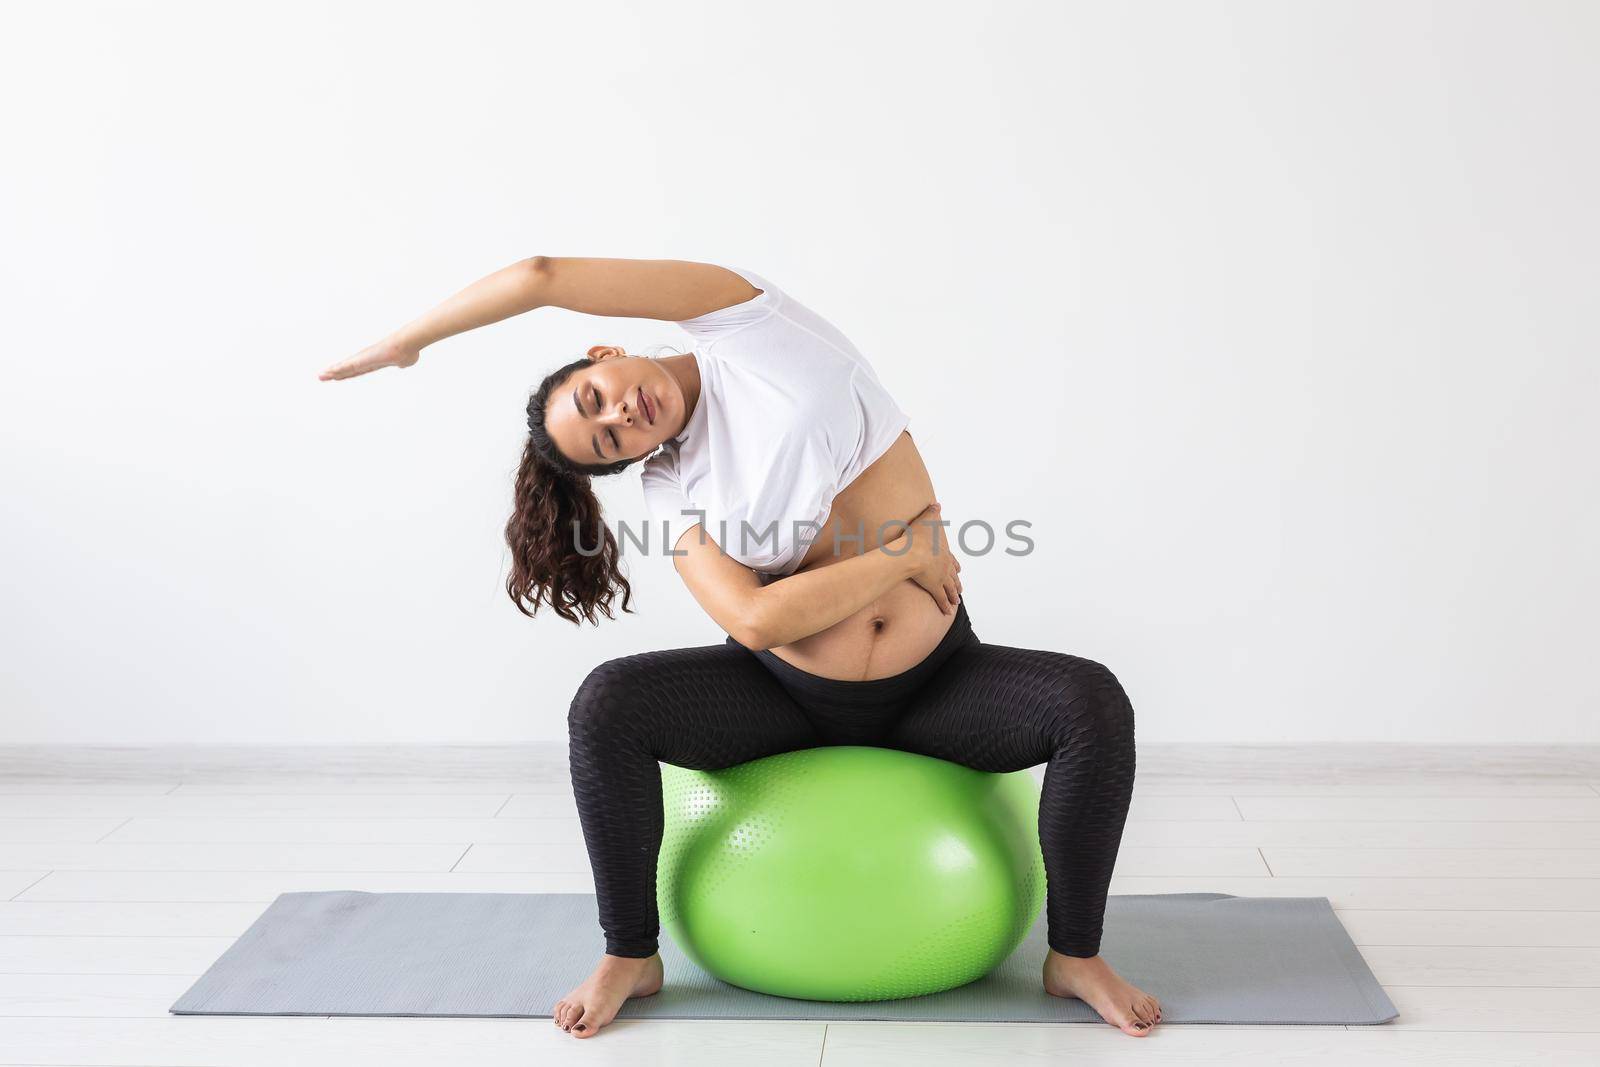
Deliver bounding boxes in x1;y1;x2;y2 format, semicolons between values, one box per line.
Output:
657;745;1045;1002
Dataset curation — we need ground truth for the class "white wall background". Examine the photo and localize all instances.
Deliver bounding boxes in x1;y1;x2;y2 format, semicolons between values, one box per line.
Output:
2;0;1595;744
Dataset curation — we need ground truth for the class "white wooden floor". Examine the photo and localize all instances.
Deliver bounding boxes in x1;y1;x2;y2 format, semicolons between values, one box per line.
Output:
2;743;1599;1066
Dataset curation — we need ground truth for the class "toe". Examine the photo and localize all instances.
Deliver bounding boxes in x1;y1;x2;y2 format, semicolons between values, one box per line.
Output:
552;1000;566;1027
1107;1001;1152;1037
572;1007;598;1038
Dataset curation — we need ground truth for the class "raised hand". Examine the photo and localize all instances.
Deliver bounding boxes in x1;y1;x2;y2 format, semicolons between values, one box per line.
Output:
319;336;422;381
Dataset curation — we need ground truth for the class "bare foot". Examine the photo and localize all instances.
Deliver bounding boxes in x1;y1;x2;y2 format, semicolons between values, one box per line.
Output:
551;952;663;1039
1042;950;1162;1037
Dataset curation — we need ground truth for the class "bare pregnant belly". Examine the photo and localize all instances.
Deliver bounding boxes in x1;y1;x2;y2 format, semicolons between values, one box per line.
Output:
767;580;954;681
766;432;956;681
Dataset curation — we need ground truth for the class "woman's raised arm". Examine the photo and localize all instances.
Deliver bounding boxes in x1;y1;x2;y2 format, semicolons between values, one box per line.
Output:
319;257;756;381
528;257;759;320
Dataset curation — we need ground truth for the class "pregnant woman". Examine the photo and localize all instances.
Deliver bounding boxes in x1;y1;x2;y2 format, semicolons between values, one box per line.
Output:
321;257;1159;1039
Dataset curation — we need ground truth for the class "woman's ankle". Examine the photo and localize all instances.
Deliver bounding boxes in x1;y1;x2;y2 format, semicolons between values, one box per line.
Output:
1047;948;1105;965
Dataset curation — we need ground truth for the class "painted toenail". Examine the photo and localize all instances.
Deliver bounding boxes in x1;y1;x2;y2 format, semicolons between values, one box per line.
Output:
575;1024;586;1031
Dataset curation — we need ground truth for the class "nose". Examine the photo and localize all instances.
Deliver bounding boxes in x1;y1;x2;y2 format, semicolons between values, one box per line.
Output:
600;399;633;428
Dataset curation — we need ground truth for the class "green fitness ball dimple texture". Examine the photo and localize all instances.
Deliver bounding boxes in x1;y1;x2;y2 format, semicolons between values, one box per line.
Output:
657;746;1046;1002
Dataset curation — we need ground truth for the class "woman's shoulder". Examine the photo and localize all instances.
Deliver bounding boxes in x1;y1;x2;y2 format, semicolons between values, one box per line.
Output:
640;443;682;484
674;266;782;345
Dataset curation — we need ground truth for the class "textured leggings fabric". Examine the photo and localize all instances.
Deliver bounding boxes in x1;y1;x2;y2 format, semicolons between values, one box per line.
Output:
566;602;1137;960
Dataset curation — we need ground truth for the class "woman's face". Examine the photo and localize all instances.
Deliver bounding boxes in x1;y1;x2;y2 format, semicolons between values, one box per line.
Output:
544;347;685;465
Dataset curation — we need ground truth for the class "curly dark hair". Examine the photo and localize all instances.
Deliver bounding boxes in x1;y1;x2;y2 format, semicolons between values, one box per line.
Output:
504;357;646;624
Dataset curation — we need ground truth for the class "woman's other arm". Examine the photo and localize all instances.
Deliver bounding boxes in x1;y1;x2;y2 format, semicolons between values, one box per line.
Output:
320;257;756;381
673;504;961;651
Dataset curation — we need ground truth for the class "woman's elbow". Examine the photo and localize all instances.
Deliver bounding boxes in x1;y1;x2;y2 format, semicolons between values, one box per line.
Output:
727;602;780;651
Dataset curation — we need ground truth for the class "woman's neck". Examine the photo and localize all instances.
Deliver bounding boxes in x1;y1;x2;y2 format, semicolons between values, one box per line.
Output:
658;352;701;438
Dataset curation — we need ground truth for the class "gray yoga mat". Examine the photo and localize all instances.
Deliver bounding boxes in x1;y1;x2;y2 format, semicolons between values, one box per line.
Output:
170;891;1397;1025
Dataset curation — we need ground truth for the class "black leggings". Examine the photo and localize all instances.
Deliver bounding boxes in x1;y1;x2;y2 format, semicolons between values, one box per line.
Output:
566;601;1137;960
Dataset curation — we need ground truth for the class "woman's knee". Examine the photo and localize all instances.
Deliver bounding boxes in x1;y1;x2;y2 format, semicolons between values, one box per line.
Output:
1045;655;1135;747
568;654;652;738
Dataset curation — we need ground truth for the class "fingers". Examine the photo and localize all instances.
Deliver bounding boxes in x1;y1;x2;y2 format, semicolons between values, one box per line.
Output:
320;360;374;382
320;344;399;381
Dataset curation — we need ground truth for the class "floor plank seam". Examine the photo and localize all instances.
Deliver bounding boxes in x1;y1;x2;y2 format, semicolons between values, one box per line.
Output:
94;818;134;844
0;934;230;939
1358;944;1600;949
1222;825;1600;831
1333;907;1600;911
4;899;271;904
0;869;522;874
1378;1026;1600;1033
7;874;51;902
0;971;205;977
1385;983;1600;988
1258;846;1600;851
1337;907;1600;913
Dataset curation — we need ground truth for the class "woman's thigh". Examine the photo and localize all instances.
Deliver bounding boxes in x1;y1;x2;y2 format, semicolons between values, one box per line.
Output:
568;642;826;770
881;640;1135;773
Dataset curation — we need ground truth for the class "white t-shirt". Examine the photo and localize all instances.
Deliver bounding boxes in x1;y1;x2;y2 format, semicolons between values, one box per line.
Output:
639;265;910;577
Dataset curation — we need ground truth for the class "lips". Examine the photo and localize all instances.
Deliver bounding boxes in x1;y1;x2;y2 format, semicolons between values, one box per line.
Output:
639;387;656;425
